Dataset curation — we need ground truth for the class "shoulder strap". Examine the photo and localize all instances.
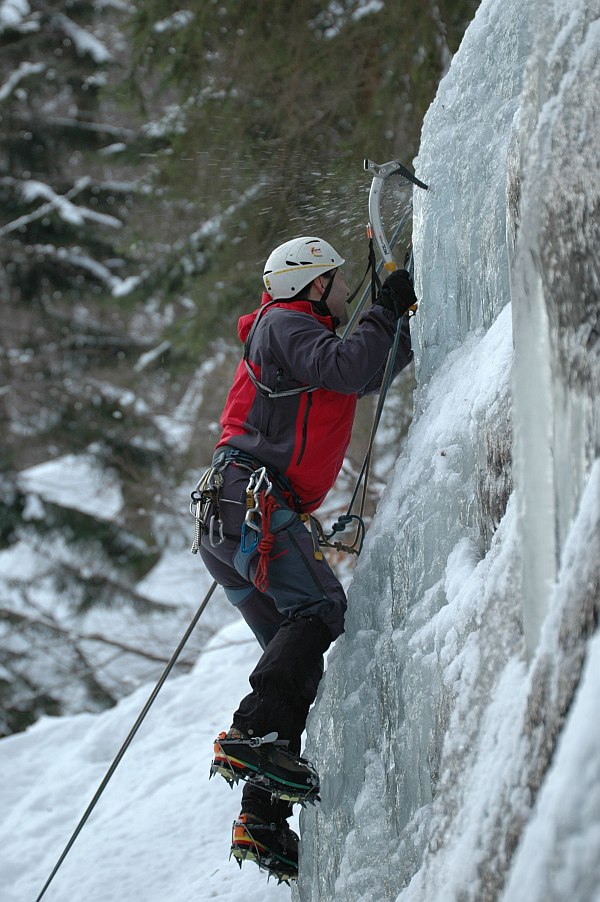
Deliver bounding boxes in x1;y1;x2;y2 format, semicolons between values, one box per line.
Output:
243;299;318;400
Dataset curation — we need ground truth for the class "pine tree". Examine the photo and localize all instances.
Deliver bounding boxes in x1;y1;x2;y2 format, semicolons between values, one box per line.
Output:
0;0;196;734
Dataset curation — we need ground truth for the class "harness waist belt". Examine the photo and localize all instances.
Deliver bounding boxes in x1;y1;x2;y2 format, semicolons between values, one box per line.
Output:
213;446;303;513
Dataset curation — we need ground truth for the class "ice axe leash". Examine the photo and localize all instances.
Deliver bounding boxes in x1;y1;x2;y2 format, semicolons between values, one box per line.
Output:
342;161;425;337
321;159;428;555
362;157;429;435
34;579;218;902
342;212;410;339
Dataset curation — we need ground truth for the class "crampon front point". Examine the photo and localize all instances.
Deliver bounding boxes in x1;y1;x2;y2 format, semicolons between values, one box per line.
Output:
210;730;320;805
230;814;298;885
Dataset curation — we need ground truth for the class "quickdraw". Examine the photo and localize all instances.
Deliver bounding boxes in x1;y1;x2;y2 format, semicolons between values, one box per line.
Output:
240;467;289;592
241;466;273;555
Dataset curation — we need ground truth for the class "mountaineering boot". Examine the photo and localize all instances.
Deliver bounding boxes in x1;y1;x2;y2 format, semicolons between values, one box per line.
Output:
233;616;332;743
230;812;299;884
210;727;320;804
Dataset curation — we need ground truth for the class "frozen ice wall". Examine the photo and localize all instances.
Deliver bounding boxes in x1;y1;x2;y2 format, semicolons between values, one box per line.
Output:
510;0;600;654
298;1;600;900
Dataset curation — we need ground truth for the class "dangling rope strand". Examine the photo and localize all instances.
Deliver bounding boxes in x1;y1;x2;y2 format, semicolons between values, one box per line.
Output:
34;580;218;902
320;205;413;556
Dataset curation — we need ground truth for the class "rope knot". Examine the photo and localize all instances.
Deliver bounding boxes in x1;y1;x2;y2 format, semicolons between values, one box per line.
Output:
253;492;280;592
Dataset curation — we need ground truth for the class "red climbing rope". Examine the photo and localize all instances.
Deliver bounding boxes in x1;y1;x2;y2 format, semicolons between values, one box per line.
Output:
253;492;280;592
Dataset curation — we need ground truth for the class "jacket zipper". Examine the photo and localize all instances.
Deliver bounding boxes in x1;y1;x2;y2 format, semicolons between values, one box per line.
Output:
296;392;312;466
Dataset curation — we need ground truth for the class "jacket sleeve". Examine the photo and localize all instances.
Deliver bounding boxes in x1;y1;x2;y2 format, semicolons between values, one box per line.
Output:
264;305;410;396
358;314;412;397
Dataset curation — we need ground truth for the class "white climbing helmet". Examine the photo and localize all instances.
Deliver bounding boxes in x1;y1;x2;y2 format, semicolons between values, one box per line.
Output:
263;236;345;299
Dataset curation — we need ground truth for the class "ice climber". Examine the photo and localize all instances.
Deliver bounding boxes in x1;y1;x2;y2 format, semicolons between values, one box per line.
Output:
197;235;416;882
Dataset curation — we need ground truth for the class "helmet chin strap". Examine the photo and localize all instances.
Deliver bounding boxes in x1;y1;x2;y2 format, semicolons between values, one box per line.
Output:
312;269;337;318
296;270;337;321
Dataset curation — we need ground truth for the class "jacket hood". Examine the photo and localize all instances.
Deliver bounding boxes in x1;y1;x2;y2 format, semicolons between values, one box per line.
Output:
237;293;336;343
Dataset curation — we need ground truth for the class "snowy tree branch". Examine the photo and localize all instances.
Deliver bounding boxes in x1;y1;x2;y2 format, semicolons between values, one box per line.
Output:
0;61;45;102
1;605;197;667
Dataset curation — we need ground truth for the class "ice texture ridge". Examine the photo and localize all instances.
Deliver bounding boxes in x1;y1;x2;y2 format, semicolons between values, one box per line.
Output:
298;0;600;900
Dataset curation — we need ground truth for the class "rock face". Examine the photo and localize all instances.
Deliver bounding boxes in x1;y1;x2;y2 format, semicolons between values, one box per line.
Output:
298;1;600;900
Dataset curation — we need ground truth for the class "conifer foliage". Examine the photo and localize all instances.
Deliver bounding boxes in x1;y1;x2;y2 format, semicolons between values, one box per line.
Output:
0;1;181;735
1;0;142;453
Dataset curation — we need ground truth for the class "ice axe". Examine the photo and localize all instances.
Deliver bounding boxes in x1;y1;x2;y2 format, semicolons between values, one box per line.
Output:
364;158;428;286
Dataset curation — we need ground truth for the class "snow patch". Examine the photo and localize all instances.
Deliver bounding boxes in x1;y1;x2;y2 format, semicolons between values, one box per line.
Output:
0;61;44;101
55;13;113;64
19;453;124;521
0;620;290;902
0;0;29;28
153;10;194;33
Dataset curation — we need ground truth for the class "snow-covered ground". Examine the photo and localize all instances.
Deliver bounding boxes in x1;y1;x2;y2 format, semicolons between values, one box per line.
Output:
0;618;294;902
2;1;598;900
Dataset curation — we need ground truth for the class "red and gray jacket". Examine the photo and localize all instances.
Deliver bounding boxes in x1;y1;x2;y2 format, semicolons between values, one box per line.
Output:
217;292;412;513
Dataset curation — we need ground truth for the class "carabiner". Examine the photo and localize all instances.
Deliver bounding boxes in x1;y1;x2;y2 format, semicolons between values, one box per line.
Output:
241;520;259;554
248;467;272;498
244;501;261;532
209;514;225;547
243;466;272;533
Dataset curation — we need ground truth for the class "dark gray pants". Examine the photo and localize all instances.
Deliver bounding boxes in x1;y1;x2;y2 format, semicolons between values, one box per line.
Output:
199;458;346;821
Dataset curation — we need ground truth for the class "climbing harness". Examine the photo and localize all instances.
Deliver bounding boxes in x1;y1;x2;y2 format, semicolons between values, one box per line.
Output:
190;451;285;555
192;448;316;589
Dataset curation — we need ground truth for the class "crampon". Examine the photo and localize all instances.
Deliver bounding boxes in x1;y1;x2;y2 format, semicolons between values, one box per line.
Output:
210;730;320;805
230;814;298;884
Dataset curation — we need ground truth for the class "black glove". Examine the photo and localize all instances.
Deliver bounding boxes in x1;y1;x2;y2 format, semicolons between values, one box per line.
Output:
374;269;418;320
